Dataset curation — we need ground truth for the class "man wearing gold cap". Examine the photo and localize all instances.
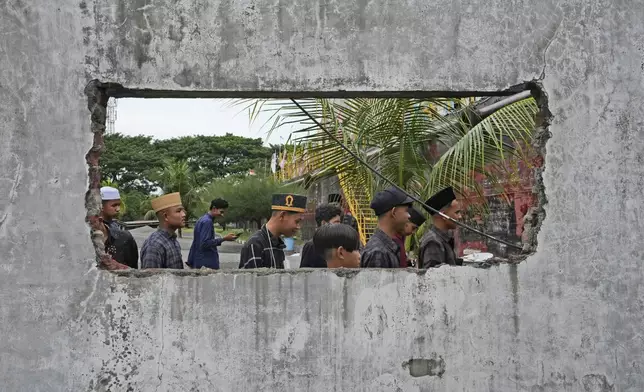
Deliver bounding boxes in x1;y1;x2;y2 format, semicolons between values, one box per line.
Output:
140;192;186;269
239;193;307;269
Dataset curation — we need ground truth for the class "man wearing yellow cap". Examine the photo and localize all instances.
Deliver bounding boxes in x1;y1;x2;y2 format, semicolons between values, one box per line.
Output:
140;192;186;269
239;193;307;269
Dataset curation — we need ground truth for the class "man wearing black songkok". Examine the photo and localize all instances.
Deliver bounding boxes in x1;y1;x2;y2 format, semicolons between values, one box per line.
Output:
418;187;463;268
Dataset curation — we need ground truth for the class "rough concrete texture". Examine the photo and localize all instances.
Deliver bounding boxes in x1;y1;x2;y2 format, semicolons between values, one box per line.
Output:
1;0;643;391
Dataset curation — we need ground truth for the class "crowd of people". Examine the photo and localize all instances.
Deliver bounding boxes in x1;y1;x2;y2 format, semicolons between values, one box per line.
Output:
95;184;464;271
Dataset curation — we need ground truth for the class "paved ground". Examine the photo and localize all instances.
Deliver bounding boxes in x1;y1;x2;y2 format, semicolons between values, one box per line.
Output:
129;226;302;269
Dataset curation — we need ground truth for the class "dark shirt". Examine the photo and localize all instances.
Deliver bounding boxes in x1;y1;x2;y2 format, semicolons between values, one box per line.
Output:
300;240;327;268
393;235;408;268
106;219;127;231
187;213;223;269
140;229;184;269
105;225;139;269
239;225;286;269
418;226;461;268
360;229;400;268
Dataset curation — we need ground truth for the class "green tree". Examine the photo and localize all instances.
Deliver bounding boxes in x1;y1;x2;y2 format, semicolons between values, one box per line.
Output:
120;190;152;221
152;159;200;221
153;134;273;184
198;175;303;228
100;133;161;193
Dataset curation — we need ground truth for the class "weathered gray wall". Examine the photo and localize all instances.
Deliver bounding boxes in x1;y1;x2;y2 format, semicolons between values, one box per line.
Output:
1;0;643;391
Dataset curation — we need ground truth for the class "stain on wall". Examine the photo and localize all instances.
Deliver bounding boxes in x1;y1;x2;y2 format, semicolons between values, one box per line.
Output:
402;356;446;378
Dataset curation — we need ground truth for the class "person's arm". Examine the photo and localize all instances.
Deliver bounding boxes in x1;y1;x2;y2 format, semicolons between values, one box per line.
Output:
141;244;165;269
126;233;139;269
198;220;224;250
239;241;264;269
102;255;129;270
420;240;444;269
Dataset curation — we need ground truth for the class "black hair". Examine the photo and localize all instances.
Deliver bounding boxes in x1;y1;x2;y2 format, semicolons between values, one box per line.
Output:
314;204;343;227
312;223;360;259
210;198;229;210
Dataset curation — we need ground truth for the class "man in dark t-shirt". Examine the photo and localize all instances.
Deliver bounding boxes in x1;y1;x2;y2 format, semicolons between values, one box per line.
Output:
300;204;342;268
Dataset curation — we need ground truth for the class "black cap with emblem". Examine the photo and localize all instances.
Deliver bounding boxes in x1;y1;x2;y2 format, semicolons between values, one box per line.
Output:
272;194;307;213
370;186;414;216
423;187;456;215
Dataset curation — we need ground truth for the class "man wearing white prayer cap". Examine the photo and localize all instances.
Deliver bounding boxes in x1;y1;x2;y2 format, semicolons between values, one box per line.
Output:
99;185;139;268
100;186;124;231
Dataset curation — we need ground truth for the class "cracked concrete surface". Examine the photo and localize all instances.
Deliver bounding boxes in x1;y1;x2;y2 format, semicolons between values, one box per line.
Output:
1;0;644;391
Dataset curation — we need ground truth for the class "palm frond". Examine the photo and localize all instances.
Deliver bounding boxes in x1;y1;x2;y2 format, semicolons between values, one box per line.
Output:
428;97;538;197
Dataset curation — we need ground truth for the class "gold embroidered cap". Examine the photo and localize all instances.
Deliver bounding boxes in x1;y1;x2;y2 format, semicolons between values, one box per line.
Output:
271;193;307;213
151;192;183;213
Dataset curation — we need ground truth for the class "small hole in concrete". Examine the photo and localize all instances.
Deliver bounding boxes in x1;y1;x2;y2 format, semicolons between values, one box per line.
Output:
84;80;549;273
402;357;446;378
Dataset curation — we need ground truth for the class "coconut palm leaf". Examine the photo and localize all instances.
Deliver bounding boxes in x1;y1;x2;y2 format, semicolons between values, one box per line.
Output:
231;96;537;212
293;99;454;192
427;97;538;197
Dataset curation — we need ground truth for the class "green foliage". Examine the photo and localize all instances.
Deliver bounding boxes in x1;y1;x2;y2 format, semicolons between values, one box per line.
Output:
152;159;200;219
100;133;273;193
197;175;304;225
236;96;538;202
153;134;272;185
427;97;538;196
100;134;160;193
120;190;152;221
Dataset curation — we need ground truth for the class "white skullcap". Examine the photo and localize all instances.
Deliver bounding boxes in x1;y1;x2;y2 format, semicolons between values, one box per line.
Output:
100;186;121;201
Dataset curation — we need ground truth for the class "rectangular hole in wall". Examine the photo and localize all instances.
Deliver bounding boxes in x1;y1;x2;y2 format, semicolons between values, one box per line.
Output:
84;82;549;273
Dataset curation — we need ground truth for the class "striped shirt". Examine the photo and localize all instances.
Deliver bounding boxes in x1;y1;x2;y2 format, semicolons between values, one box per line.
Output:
239;226;285;269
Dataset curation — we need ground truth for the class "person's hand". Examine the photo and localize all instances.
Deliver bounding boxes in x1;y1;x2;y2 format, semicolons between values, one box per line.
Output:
223;233;238;241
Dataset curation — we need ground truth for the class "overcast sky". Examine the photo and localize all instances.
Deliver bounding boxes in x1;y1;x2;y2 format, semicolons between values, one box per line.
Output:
113;98;297;145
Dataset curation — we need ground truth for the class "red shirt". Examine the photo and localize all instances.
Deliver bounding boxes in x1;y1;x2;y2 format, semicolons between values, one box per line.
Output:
393;235;407;268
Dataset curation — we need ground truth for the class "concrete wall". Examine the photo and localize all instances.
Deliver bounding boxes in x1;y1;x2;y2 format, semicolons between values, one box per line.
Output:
1;0;643;391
